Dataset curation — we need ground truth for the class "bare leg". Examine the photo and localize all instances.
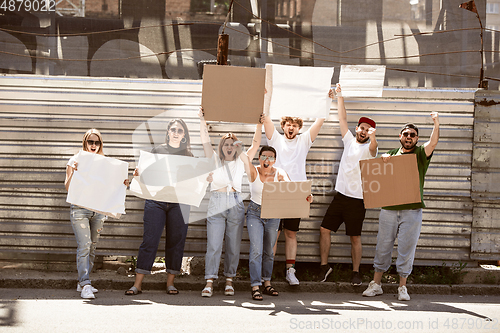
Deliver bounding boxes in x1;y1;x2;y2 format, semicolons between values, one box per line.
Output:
373;271;383;284
132;272;145;291
319;227;332;265
350;235;362;272
166;272;175;288
399;276;407;287
284;229;297;268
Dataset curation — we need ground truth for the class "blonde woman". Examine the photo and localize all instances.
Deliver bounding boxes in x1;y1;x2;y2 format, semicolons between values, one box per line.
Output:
65;128;129;299
199;108;263;297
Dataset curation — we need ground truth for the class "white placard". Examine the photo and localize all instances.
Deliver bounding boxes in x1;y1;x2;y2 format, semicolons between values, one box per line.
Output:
129;151;215;207
66;151;129;219
264;64;333;119
338;65;386;97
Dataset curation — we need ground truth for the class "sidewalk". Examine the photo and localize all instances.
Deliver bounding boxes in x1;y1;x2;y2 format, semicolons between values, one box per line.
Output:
1;261;499;296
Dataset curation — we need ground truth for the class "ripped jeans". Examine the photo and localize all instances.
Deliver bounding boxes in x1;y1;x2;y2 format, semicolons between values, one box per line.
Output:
70;205;107;287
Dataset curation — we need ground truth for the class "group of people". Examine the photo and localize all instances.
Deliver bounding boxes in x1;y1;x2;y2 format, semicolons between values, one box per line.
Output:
65;83;440;302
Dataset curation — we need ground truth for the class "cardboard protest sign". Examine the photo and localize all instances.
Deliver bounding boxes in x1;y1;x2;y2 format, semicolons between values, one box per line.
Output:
66;150;128;219
261;180;312;218
339;65;386;97
264;64;333;119
360;154;420;209
201;64;265;124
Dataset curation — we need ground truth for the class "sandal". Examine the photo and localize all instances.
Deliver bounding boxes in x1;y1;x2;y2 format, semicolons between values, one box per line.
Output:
125;286;142;296
202;279;213;297
167;285;179;295
225;278;234;296
263;285;279;296
251;288;263;301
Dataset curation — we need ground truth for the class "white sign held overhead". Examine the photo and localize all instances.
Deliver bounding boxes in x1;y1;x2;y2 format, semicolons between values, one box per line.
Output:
264;64;334;119
338;65;386;97
66;150;129;219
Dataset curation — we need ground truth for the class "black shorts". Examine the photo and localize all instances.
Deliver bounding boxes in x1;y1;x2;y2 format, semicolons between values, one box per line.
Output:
279;218;301;232
320;192;366;236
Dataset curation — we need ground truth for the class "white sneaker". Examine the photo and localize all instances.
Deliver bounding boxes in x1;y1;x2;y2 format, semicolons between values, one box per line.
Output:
286;267;300;286
362;280;383;297
398;285;411;301
77;283;98;293
81;285;95;299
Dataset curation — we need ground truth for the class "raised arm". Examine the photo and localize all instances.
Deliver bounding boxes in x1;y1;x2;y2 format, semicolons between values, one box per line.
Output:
240;151;258;183
424;112;440;157
308;88;331;142
198;107;214;159
335;84;349;138
244;115;264;161
368;127;378;157
263;113;275;141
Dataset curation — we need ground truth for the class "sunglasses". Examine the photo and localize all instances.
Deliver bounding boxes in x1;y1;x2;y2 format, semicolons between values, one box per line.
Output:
86;140;101;146
259;155;275;162
402;132;417;138
169;127;185;135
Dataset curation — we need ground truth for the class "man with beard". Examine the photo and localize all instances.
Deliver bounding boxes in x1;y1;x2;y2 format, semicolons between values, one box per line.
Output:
363;112;439;301
319;84;378;286
263;89;334;286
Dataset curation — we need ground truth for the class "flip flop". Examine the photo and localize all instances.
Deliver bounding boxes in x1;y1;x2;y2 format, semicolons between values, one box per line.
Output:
125;286;142;296
167;285;179;295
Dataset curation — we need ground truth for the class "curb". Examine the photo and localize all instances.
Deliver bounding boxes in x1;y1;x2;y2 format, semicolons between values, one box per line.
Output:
1;276;499;296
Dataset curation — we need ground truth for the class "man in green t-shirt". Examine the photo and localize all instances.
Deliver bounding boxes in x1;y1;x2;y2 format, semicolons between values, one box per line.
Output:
363;112;440;301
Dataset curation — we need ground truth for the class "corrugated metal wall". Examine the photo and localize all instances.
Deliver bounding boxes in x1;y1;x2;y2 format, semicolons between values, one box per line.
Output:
0;74;480;266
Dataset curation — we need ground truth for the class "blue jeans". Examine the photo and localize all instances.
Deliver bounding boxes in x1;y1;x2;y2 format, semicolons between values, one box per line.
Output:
373;208;423;278
205;192;245;280
246;201;280;287
136;200;190;275
69;205;107;287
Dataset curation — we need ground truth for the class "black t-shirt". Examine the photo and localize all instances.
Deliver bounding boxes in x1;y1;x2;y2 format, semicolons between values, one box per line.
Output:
151;144;193;157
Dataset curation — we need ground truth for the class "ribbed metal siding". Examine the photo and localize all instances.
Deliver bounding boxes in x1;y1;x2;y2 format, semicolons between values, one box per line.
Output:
0;74;477;266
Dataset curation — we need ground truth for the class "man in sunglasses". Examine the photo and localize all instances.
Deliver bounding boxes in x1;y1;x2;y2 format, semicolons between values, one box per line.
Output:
263;88;334;286
363;112;440;301
319;84;378;286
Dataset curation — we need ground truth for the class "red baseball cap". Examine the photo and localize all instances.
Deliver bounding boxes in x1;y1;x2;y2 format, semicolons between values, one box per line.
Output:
358;117;376;128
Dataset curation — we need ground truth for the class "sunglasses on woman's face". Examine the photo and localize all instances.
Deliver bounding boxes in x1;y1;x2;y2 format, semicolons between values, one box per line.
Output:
402;132;417;138
259;155;275;162
169;127;184;135
87;140;101;146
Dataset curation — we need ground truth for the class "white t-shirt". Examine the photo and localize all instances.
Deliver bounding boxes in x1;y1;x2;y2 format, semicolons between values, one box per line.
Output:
335;131;377;199
210;153;245;192
267;127;313;181
249;166;282;205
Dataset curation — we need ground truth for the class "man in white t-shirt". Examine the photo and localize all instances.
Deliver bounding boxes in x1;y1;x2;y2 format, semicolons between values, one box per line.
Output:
263;88;333;286
319;84;378;286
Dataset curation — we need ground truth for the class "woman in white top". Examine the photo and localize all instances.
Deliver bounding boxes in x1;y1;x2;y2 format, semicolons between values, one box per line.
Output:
64;128;129;299
241;145;312;300
199;108;263;297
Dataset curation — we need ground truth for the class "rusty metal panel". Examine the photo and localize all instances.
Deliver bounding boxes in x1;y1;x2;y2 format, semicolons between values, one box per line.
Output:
0;74;478;266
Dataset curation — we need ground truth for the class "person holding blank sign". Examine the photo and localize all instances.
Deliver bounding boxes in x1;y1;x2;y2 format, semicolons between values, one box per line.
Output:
241;145;313;301
363;112;439;301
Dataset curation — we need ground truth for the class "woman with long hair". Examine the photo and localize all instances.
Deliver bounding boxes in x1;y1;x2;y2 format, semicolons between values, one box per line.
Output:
65;128;129;299
126;118;193;296
198;108;263;297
